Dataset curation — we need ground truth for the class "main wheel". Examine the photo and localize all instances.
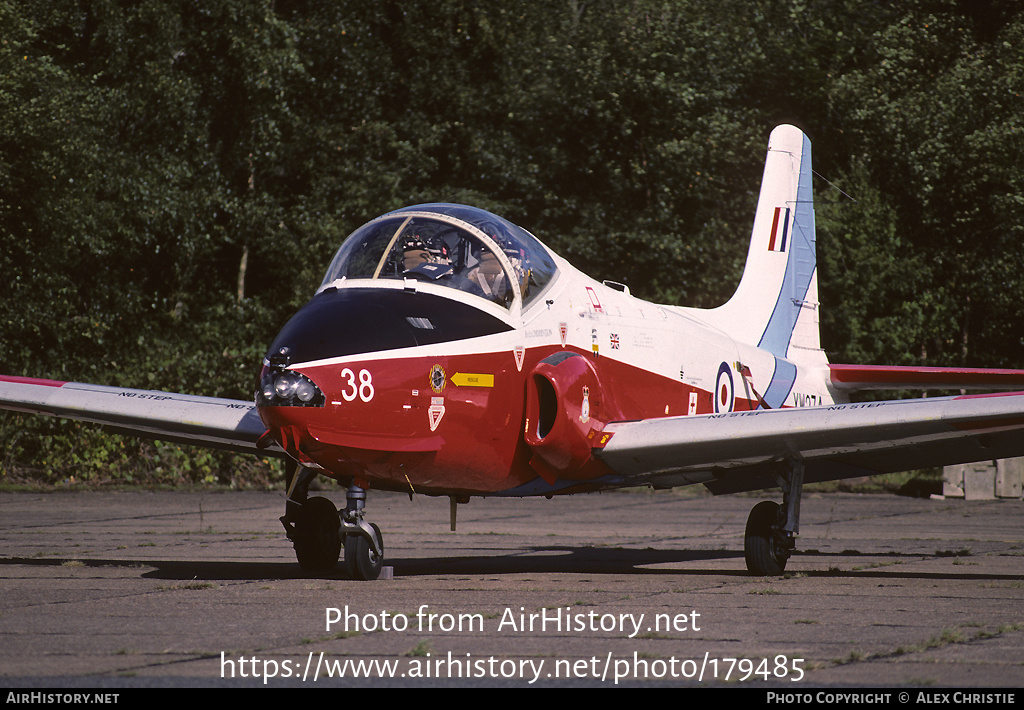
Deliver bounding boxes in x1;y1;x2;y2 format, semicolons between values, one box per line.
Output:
293;496;342;571
744;500;788;576
345;522;384;581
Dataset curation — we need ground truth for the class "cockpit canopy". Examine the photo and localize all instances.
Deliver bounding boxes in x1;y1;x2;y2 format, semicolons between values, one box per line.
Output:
319;204;558;311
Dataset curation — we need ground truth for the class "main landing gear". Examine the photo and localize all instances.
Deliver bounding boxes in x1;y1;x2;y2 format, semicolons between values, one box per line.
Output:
281;464;385;580
744;458;804;576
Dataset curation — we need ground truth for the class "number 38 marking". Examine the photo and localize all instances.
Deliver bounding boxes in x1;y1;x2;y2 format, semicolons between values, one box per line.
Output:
340;368;374;402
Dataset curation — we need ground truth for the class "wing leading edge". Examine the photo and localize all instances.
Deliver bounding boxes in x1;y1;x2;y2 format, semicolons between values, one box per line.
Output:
593;392;1024;494
0;375;279;456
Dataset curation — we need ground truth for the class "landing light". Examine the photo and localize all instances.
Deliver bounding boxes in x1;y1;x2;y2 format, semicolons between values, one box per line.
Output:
257;369;325;407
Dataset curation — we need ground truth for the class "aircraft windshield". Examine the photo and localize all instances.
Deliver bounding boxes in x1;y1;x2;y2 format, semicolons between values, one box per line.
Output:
319;204;557;310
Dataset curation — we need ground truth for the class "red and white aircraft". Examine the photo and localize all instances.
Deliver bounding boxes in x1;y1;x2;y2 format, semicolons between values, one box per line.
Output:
5;124;1024;580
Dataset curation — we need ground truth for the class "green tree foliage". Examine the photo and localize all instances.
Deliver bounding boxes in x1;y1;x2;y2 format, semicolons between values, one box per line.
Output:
826;0;1024;366
2;0;1023;484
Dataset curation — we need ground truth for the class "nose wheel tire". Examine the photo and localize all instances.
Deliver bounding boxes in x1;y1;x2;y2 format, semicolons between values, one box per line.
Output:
293;496;342;571
345;522;384;580
744;500;789;576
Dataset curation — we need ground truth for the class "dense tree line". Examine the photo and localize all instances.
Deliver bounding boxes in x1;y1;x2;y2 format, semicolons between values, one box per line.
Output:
2;0;1022;484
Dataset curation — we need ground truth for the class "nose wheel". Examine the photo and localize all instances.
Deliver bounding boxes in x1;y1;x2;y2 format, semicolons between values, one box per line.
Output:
346;521;384;581
338;482;385;580
282;465;386;580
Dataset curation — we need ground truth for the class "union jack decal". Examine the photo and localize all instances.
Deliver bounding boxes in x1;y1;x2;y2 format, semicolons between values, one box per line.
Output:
768;206;790;252
610;333;620;349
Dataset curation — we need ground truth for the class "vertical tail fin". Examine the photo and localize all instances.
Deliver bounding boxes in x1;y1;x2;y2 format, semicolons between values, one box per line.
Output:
706;125;819;360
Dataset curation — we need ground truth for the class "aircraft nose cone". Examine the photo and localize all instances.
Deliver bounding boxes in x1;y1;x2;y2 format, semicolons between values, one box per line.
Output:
264;287;512;365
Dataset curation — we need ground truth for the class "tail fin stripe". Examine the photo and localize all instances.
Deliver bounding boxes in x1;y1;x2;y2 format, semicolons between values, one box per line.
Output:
767;207;791;252
764;356;797;409
768;208;782;251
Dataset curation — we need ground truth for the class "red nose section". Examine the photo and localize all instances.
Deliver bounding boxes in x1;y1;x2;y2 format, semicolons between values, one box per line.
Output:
258;348;532;495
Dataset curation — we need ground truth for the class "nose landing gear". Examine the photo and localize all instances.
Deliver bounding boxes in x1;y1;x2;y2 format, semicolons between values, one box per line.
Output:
281;464;385;580
339;483;384;581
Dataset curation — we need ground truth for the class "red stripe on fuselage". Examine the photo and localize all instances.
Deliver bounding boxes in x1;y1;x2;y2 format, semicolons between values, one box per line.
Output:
258;346;753;495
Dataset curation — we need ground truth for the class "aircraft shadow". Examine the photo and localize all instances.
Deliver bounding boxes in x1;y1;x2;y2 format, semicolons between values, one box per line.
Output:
388;546;743;576
0;547;738;580
2;547;1021;582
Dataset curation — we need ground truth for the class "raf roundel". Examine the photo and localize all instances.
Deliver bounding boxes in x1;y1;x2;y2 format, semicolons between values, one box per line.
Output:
714;362;734;413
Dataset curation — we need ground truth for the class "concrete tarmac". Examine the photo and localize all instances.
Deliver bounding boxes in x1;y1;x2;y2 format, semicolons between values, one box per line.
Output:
1;488;1022;687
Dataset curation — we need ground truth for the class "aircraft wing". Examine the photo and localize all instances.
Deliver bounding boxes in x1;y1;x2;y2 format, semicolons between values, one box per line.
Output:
0;375;281;456
593;392;1024;494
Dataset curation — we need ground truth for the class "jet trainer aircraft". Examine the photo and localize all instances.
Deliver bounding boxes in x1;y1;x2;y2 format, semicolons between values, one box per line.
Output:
4;125;1024;580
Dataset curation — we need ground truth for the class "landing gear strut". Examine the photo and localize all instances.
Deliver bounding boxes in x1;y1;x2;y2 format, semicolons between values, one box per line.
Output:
340;483;384;581
744;458;804;576
281;463;385;580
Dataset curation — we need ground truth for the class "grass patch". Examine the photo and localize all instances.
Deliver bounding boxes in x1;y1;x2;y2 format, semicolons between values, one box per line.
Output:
936;547;972;558
155;582;217;591
832;623;1021;667
405;641;433;657
805;469;941;496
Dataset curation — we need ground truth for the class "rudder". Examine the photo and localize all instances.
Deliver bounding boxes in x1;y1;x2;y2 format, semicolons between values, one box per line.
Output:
706;125;819;360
